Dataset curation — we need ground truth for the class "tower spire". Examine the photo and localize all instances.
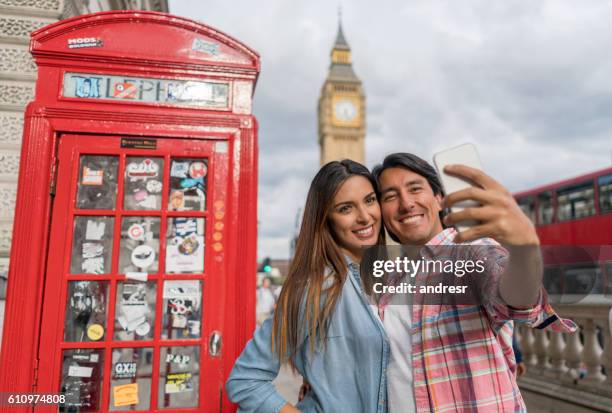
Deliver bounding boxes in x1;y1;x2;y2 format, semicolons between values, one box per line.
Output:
334;5;349;49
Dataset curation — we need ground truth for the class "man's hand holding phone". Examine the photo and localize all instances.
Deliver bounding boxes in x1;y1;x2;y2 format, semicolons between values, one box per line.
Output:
434;144;542;308
433;143;539;246
441;164;539;245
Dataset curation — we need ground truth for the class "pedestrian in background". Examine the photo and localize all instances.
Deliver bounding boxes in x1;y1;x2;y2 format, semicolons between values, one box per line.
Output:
256;277;276;325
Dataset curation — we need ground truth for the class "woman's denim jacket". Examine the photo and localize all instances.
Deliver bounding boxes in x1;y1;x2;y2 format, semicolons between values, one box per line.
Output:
226;262;390;413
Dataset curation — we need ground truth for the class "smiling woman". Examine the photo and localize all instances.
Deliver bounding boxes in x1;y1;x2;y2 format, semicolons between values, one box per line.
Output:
329;175;382;262
226;160;392;413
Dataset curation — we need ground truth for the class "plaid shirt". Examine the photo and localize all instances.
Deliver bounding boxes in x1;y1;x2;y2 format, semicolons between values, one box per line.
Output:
378;228;577;413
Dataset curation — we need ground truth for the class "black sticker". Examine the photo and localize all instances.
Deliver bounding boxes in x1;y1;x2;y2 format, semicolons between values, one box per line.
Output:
114;362;137;379
121;138;157;150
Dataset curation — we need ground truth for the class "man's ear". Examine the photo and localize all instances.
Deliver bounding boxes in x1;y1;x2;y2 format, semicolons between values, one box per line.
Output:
434;193;443;211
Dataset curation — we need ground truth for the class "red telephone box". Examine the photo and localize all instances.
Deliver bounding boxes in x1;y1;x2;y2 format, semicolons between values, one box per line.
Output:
0;11;259;412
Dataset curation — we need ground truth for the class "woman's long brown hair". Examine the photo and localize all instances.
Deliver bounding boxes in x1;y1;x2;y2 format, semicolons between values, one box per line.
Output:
271;160;383;364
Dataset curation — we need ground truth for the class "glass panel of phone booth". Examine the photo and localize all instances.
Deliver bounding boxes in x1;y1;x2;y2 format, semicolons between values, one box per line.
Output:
124;157;164;211
118;216;161;273
76;156;119;210
41;134;224;412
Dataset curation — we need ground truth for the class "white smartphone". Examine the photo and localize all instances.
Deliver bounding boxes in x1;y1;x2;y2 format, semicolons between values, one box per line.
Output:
433;143;483;232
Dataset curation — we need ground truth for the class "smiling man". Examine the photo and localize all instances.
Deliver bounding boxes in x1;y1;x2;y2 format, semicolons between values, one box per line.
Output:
370;152;576;413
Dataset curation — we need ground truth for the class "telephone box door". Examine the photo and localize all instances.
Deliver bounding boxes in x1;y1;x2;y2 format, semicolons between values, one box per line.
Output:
37;134;230;412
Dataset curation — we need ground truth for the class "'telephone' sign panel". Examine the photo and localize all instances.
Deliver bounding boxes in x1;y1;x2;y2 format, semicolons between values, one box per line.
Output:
62;72;230;109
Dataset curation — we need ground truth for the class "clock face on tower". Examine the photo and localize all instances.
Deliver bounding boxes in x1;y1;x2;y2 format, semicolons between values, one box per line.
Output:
334;99;358;123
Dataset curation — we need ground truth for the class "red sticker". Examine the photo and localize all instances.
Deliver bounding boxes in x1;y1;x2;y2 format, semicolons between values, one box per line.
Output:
189;162;207;179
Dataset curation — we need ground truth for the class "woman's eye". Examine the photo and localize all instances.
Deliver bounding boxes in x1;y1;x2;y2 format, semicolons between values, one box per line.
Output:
338;205;351;213
365;196;376;204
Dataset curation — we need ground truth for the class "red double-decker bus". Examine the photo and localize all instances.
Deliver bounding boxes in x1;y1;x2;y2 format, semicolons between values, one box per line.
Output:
514;167;612;298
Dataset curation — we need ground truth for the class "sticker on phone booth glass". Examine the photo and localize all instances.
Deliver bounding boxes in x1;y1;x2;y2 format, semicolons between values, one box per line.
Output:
146;179;162;193
169;191;185;210
68;365;94;378
188;162;207;179
119;217;160;274
171;161;189;178
126;159;159;180
165;372;193;394
124;157;164;211
127;223;145;241
114;362;137;379
166;218;205;274
131;245;155;269
168;158;207;212
158;346;199;408
85;220;106;241
135;322;151;336
64;280;108;342
87;324;104;341
61;349;104;411
110;347;152;410
72;216;114;274
115;282;156;341
162;281;202;339
76;155;118;210
113;382;139;407
82;166;104;185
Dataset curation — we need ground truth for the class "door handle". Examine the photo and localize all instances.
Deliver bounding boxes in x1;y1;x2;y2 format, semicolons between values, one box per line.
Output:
209;330;222;357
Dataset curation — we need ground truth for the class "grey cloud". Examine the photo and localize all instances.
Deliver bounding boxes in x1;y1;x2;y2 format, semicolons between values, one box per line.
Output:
171;0;612;258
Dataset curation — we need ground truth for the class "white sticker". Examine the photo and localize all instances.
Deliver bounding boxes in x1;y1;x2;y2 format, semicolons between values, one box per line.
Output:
171;162;189;178
166;235;204;274
172;314;187;328
138;196;157;209
82;242;104;258
165;353;190;365
122;315;146;332
188;320;201;336
85;221;105;240
82;167;104;185
135;322;151;336
163;280;200;300
146;179;163;193
175;218;197;236
131;245;155;269
90;354;99;363
127;224;145;241
68;365;93;378
125;272;148;282
82;257;104;274
126;159;159;180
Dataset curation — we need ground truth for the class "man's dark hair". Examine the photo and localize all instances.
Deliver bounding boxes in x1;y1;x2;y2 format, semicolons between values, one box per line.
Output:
372;153;447;242
372;153;444;196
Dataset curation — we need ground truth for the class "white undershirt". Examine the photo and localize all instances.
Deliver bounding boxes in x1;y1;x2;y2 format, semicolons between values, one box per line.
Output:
370;281;416;413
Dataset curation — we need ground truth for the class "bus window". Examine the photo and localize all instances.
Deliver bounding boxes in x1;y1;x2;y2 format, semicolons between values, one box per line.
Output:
556;181;595;221
543;266;563;296
517;196;536;223
564;264;602;295
605;262;612;297
598;173;612;214
537;191;554;225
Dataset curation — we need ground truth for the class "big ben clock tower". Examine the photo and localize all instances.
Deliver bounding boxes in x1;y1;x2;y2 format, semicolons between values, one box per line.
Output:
318;19;366;165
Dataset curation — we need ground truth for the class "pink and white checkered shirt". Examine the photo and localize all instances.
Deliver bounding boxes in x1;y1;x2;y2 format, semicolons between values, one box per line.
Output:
378;228;577;412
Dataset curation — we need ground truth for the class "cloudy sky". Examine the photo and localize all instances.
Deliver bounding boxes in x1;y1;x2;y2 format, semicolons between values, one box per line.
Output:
170;0;612;259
